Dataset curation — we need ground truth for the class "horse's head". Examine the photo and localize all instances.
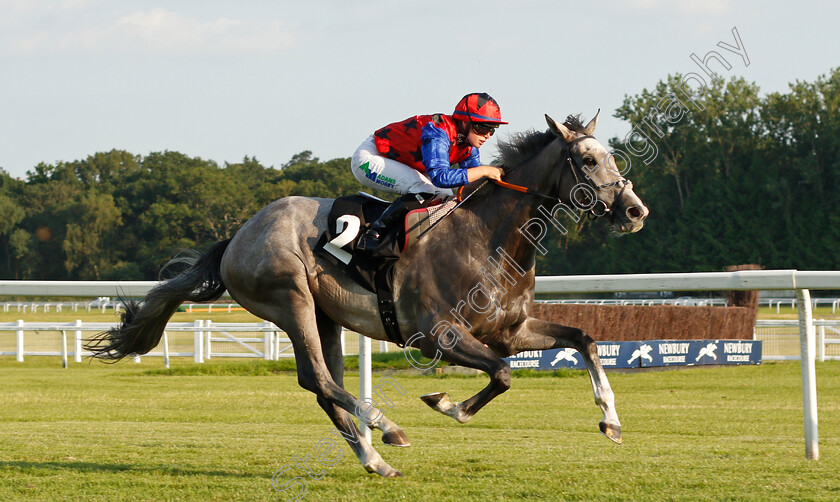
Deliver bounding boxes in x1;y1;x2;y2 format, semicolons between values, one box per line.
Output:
545;111;649;234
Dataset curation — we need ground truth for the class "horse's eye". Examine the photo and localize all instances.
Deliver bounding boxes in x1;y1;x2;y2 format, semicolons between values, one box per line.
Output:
584;157;596;167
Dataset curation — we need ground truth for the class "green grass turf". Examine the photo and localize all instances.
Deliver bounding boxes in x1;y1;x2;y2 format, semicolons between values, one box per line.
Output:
1;358;839;501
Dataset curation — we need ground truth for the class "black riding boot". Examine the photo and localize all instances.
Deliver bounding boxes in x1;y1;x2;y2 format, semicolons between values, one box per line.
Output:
356;194;415;252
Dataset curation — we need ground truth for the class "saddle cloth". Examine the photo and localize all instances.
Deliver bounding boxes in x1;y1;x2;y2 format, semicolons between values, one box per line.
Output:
314;194;457;347
316;194;456;291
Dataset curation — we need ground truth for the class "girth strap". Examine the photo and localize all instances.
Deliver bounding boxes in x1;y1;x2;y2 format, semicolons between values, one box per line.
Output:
374;265;404;347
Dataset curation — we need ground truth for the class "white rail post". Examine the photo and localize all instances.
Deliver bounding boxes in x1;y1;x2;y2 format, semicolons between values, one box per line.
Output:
795;288;819;460
205;320;212;360
61;330;68;368
194;320;204;363
359;331;372;444
272;326;279;361
162;331;170;369
818;325;825;363
74;319;83;363
263;321;273;360
16;319;24;362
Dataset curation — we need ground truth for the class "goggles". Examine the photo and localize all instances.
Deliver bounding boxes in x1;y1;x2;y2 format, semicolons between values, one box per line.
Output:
471;122;498;136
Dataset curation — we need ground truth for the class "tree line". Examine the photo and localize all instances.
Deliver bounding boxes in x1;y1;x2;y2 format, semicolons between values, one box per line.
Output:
540;68;840;275
0;151;359;280
1;68;837;280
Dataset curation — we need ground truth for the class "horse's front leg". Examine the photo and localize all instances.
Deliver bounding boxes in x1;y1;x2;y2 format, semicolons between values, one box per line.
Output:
510;316;622;444
409;324;511;423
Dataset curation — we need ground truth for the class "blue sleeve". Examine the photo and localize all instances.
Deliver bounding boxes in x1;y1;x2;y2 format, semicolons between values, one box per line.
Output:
460;147;481;168
421;123;470;188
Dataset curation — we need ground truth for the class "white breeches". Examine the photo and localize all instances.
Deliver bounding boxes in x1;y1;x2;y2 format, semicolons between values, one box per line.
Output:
351;135;453;197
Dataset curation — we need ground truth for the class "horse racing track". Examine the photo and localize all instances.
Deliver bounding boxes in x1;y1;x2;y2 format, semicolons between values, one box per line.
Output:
1;358;839;501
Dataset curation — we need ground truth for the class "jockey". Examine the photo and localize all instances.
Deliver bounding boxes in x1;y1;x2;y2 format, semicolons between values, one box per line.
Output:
351;92;508;251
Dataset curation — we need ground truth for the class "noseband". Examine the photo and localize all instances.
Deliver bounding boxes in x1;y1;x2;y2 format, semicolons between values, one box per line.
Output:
494;135;631;220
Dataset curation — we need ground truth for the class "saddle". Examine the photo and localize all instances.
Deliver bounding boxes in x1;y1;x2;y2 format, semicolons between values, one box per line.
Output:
315;193;457;346
404;198;458;250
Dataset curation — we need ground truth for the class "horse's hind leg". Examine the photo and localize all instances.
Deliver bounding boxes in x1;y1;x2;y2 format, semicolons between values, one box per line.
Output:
315;307;409;448
268;291;404;477
411;325;511;424
315;397;403;477
510;317;622;444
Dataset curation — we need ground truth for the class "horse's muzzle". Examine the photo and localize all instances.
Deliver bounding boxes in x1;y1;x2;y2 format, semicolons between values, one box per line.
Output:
614;203;649;233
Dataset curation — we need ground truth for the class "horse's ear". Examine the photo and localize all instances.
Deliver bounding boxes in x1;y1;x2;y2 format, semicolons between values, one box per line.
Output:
545;114;577;143
583;108;601;135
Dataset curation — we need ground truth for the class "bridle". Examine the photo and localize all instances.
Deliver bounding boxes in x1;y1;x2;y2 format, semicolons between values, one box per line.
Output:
490;134;632;220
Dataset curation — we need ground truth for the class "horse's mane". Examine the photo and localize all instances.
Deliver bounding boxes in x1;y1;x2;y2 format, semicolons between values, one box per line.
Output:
561;114;588;134
496;114;584;167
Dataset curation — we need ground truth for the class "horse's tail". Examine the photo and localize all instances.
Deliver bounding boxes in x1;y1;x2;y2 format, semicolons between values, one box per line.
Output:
85;239;231;361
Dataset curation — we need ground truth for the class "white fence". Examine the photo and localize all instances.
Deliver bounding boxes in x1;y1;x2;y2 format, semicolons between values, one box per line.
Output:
754;319;840;362
5;318;831;364
535;298;730;306
0;320;283;368
7;296;840;313
0;320;397;369
758;297;840;313
1;300;125;314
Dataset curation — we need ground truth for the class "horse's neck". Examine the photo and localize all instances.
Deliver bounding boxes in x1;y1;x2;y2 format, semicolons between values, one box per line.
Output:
466;138;568;273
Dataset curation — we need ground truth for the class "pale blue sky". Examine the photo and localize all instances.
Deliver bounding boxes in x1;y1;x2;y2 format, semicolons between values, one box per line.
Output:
1;0;837;180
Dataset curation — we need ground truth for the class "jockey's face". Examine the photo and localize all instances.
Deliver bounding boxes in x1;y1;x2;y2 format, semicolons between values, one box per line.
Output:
467;125;493;149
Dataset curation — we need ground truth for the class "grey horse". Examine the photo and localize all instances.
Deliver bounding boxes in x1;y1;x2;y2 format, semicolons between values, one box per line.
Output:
86;112;649;477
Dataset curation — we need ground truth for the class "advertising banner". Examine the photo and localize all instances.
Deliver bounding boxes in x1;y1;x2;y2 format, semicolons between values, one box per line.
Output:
503;340;762;370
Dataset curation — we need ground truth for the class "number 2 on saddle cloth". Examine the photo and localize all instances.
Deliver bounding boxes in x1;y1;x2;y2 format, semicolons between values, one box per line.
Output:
315;192;461;347
315;193;451;294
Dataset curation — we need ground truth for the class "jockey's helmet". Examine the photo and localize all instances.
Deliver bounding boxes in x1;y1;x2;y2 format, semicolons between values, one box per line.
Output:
453;93;508;125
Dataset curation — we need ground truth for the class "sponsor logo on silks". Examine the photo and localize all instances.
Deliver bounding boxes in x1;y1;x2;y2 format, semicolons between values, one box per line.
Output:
358;161;396;189
695;342;718;362
358;161;378;182
550;348;579;366
628;344;654;364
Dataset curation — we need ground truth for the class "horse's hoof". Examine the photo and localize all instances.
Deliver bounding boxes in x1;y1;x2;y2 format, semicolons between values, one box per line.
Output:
600;421;622;444
420;392;447;408
421;392;470;423
365;463;403;477
382;430;411;447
